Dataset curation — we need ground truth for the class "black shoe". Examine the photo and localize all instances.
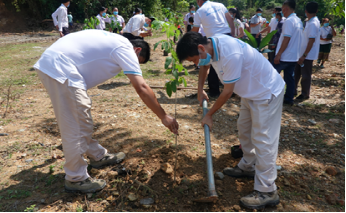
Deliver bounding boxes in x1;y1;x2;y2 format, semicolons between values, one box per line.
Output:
295;94;309;100
283;100;293;106
207;92;220;98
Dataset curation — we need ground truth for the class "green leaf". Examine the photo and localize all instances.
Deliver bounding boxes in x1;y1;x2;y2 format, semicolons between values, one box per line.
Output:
154;41;161;50
260;49;273;53
181;77;187;87
165;69;172;74
171;80;177;92
165;82;172;97
172;69;178;80
175;63;184;72
184;68;189;76
165;57;172;69
258;30;277;50
244;29;257;48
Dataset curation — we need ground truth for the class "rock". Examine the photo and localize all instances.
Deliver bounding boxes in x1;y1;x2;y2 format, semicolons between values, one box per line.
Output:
41;199;45;204
140;198;154;207
307;195;312;200
107;171;118;178
233;205;241;211
87;193;93;199
325;166;338;176
325;195;336;205
276;165;282;170
161;163;173;174
112;191;119;196
25;159;33;163
128;193;138;201
308;119;316;125
18;129;26;132
215;172;224;180
329;119;341;124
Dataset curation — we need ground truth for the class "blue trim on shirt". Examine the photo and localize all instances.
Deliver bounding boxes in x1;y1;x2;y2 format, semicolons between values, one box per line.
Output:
209;37;219;62
283;34;291;37
224;77;240;84
287;13;296;18
124;71;142;75
308;16;317;22
193;24;200;27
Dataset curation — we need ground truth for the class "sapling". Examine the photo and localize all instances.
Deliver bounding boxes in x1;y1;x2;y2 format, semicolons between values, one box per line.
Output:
83;17;100;30
241;29;278;53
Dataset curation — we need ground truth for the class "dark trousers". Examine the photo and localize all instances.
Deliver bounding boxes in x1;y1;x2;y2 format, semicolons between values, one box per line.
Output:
273;61;297;104
62;27;70;36
251;33;261;47
187;25;192;32
208;65;220;96
123;33;143;40
268;47;276;64
294;60;313;98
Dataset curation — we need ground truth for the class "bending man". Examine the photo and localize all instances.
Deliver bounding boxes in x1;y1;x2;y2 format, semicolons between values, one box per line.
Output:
34;30;179;193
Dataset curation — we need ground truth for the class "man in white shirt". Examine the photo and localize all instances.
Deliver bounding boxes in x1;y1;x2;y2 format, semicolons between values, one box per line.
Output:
52;0;70;37
111;7;126;34
250;8;264;46
191;0;235;98
176;32;285;209
294;2;320;101
33;30;179;193
123;8;152;40
273;0;304;105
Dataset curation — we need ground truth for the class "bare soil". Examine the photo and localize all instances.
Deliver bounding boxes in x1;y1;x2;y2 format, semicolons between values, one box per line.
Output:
0;31;344;212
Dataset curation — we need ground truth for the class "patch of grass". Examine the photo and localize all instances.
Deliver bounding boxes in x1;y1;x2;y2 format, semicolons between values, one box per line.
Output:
24;204;36;212
6;189;31;199
76;205;83;212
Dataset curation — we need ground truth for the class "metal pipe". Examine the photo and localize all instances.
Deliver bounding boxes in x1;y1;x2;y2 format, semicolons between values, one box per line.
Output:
202;100;218;197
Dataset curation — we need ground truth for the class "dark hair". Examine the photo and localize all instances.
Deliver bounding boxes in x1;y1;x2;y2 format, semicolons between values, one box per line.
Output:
306;1;318;14
229;8;241;19
276;12;283;17
256;8;263;12
176;32;208;63
130;39;150;63
274;7;282;12
134;8;142;13
99;6;106;13
188;17;194;23
61;0;70;3
283;0;296;10
189;5;195;10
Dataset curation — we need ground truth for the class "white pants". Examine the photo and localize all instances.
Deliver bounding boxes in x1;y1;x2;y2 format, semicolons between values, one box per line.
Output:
37;70;107;182
237;89;284;192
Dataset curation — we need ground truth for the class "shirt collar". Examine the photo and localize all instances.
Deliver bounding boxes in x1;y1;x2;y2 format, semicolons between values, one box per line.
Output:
308;16;317;22
202;0;209;6
209;37;219;62
61;3;67;8
287;13;296;18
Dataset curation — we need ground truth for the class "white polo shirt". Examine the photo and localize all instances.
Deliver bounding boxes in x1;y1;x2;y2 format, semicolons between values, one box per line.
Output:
302;16;320;60
51;4;69;32
111;15;125;26
123;14;145;36
209;34;285;100
320;26;333;44
269;17;277;32
33;30;142;90
250;14;263;34
276;13;304;62
193;0;231;37
96;14;111;30
184;12;194;25
234;19;244;37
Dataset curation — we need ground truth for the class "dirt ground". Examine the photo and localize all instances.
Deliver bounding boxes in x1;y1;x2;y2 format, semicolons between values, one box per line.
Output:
0;30;344;212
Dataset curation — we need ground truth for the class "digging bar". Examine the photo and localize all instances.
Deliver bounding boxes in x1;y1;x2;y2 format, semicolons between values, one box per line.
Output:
194;99;218;203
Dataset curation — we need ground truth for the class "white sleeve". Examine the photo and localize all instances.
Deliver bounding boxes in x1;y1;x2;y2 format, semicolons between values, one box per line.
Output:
222;4;228;13
58;8;66;32
193;12;201;27
131;16;145;36
96;16;102;29
111;46;142;76
221;53;242;84
282;20;294;37
52;8;59;27
308;23;319;38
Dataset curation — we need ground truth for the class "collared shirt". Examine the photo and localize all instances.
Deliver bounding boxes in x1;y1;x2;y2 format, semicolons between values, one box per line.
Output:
209;34;285;100
96;14;111;30
111;15;125;26
276;13;304;62
199;24;206;36
52;4;69;32
320;26;333;44
269;17;286;32
123;14;146;37
250;14;263;34
303;16;320;60
234;18;244;37
68;14;73;23
184;12;194;25
193;0;231;37
33;30;142;90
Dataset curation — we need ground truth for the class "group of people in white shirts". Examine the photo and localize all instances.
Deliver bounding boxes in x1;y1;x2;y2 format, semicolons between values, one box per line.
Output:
42;0;336;210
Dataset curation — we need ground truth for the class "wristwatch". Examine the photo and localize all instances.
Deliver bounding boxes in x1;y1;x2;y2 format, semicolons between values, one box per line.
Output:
303;53;307;57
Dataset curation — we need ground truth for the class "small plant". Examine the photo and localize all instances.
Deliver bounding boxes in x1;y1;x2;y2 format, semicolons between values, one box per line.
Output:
49;165;55;174
83;17;100;30
24;204;36;212
76;205;83;212
241;29;277;53
107;15;122;32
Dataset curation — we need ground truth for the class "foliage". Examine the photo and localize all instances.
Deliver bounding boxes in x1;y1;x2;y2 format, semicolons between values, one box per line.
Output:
240;29;277;53
153;12;188;97
83;17;101;30
24;205;36;212
326;0;345;18
106;15;123;32
230;0;247;11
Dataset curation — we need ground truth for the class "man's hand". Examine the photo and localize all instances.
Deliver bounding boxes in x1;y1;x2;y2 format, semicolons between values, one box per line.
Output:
274;54;281;64
161;115;179;135
59;32;64;37
198;90;209;106
201;114;213;129
256;33;260;38
298;56;305;65
55;25;59;30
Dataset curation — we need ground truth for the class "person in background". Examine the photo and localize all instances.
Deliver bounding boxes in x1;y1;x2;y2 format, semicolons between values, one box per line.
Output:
52;0;70;37
191;0;235;98
273;0;304;106
111;7;125;34
317;18;337;68
96;6;111;30
268;12;284;64
184;5;195;33
294;2;320;101
123;8;152;40
229;8;244;39
68;12;73;29
250;8;264;46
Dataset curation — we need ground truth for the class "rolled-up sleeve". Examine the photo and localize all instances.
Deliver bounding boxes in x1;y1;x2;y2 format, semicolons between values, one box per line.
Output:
58;8;67;32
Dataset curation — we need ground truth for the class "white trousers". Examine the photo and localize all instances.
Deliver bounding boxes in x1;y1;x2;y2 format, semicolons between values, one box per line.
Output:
37;70;107;182
237;89;284;192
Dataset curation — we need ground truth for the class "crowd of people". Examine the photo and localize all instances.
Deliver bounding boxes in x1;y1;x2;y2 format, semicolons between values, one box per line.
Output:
41;0;340;210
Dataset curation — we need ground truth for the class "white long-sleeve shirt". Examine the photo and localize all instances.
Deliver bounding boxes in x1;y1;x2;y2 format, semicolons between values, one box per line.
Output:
123;14;145;36
96;14;111;30
52;4;69;32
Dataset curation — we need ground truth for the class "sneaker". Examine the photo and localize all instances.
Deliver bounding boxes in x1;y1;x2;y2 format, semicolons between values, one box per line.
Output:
317;59;321;64
240;190;280;209
89;152;126;168
223;165;255;178
320;64;325;68
295;94;309;100
283;100;293;106
65;177;106;193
